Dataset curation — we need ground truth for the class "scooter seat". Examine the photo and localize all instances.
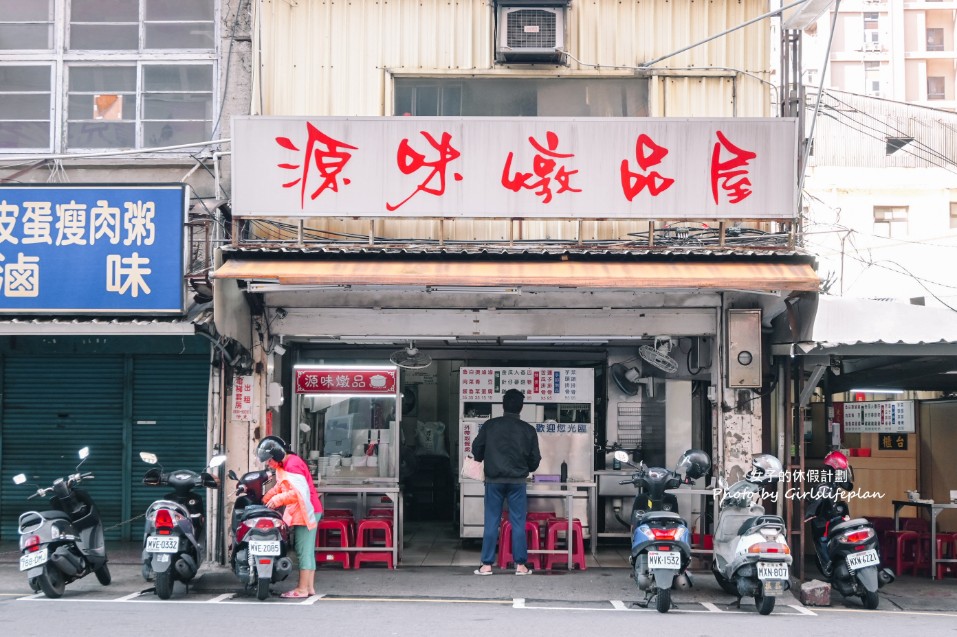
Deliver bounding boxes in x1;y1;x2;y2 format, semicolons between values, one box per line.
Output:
41;511;73;522
737;514;785;536
827;517;870;537
239;505;283;522
637;511;684;526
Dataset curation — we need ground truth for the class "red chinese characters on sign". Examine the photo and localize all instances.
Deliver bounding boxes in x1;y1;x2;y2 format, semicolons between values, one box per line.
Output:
295;368;397;394
710;131;756;205
276;122;359;208
501;131;582;203
620;134;675;201
386;131;463;211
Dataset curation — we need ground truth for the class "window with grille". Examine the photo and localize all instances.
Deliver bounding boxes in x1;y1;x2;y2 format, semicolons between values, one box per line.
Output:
0;0;216;153
928;76;946;100
873;206;908;238
927;28;945;52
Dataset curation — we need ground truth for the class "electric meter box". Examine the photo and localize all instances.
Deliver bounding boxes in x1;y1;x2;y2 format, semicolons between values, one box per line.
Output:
727;309;762;388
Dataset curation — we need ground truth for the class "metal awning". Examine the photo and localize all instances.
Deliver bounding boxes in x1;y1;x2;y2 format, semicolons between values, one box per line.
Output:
212;259;820;293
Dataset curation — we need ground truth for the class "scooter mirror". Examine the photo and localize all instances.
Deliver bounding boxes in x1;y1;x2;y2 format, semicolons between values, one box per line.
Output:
78;447;90;460
613;450;629;463
208;454;227;469
228;469;239;481
13;473;27;485
139;452;158;465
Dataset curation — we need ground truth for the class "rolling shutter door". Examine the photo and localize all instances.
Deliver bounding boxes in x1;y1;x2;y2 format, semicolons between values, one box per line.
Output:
1;356;125;541
129;355;209;538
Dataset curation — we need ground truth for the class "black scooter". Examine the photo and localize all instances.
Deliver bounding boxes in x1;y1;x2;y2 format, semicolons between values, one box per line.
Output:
139;451;226;599
12;447;111;598
227;468;293;600
616;449;710;613
805;482;895;609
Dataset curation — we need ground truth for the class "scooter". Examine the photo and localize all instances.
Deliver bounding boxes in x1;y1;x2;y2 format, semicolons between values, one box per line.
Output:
805;451;894;609
11;447;111;598
615;448;711;613
227;468;293;600
138;451;226;599
711;453;792;615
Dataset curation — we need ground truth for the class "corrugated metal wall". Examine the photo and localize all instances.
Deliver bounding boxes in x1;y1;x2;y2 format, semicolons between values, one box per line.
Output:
808;89;957;169
256;0;770;117
251;0;776;241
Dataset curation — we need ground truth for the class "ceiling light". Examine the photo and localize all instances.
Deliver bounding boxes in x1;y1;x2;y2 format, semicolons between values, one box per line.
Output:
850;389;905;394
427;286;521;295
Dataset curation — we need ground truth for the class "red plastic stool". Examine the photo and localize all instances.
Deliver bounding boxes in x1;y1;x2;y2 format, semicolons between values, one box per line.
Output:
527;512;558;545
315;518;352;569
939;534;957;579
354;518;394;569
497;520;542;570
545;518;586;571
892;531;920;576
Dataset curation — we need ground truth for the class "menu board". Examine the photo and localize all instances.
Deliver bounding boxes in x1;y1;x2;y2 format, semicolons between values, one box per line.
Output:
835;400;915;434
459;367;594;402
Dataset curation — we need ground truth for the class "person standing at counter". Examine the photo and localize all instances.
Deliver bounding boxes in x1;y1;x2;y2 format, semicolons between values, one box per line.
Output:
258;436;324;598
472;389;541;576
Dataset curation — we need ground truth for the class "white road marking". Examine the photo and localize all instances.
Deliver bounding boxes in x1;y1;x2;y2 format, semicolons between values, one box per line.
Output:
701;602;723;612
114;591;145;601
610;600;628;610
209;593;234;603
512;598;526;608
298;593;325;605
789;604;817;616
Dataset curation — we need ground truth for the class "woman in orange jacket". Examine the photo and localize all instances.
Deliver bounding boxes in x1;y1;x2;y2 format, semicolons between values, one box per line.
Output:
258;437;322;598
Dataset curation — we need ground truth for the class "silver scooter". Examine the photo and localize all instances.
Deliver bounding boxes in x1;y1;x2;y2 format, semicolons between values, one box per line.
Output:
139;451;226;599
711;453;791;615
12;447;111;598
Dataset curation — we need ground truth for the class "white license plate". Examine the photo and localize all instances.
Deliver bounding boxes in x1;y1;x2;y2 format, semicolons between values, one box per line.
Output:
248;540;281;556
647;550;681;569
757;562;789;580
19;548;48;571
846;549;880;571
146;536;180;553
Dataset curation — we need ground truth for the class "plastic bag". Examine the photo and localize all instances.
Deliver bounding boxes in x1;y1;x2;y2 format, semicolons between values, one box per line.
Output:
416;421;448;457
460;454;484;481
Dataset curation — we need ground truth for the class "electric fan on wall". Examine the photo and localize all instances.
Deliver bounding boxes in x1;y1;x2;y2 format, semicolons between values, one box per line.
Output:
638;337;679;374
610;361;657;398
389;342;433;370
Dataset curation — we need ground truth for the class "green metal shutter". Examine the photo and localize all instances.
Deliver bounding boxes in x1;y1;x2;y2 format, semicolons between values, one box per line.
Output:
1;356;126;541
129;355;209;538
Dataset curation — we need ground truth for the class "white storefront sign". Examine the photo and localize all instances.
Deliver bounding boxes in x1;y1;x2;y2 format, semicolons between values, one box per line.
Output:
232;375;254;422
232;116;798;219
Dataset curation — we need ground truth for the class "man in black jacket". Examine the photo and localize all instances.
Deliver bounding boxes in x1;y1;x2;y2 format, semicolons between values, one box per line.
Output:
472;389;541;575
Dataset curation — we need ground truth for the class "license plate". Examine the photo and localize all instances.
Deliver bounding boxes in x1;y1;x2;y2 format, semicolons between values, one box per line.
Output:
757;562;789;580
248;540;281;556
19;548;48;571
647;550;681;569
146;536;180;553
846;549;880;571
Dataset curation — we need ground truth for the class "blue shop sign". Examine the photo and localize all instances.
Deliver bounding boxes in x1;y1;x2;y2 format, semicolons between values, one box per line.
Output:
0;184;186;313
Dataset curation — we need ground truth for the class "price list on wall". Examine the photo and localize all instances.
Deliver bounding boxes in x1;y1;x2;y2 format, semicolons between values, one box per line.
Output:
459;367;594;402
836;400;915;433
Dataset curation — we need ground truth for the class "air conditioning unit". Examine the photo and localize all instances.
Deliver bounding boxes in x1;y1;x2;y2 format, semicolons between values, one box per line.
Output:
496;4;566;64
